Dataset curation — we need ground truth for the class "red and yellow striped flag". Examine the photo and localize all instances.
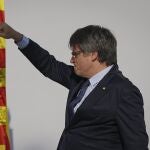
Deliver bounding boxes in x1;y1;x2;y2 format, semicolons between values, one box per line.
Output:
0;0;11;150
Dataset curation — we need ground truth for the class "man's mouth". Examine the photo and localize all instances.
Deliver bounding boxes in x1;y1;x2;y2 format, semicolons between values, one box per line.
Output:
74;66;77;70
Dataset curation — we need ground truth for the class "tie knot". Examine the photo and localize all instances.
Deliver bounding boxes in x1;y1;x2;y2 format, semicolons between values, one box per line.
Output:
81;80;90;88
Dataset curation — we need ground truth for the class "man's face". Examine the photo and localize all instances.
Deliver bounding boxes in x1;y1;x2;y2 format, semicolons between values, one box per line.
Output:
70;45;93;78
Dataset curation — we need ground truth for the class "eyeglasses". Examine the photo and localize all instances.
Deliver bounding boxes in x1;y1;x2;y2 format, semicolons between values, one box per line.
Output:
71;51;83;58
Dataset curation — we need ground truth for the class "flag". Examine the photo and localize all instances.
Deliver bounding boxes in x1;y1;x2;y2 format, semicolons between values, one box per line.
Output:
0;0;11;149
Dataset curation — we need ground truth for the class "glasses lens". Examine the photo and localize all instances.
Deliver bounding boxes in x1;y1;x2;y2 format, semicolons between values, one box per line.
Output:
72;51;82;57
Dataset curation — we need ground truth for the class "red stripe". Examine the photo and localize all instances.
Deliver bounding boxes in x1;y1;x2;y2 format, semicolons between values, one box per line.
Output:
0;87;6;106
0;125;6;144
0;10;5;23
0;49;5;68
0;126;10;150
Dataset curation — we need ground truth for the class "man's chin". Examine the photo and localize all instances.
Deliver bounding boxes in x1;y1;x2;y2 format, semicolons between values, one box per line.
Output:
74;68;80;75
74;68;84;77
74;68;89;78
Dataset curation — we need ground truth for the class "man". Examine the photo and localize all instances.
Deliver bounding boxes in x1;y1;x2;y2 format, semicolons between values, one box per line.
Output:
0;23;149;150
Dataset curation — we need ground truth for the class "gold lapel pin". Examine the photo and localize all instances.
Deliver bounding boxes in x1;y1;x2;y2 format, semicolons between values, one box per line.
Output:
102;87;106;90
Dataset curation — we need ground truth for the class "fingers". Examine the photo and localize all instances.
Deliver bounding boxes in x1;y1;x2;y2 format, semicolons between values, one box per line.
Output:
0;22;6;31
0;22;4;33
0;22;15;39
0;22;8;38
0;22;23;41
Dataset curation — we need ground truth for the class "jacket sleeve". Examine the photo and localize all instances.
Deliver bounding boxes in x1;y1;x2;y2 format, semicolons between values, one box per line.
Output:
19;39;76;89
116;84;149;150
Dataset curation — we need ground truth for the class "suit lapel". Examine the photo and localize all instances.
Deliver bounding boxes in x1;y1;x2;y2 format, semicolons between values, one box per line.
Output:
70;77;111;125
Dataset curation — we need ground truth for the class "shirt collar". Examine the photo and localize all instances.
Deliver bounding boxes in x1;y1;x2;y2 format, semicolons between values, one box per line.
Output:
89;65;113;87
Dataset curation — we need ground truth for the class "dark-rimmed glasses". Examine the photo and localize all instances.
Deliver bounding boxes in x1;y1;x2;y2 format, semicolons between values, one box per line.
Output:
71;51;83;58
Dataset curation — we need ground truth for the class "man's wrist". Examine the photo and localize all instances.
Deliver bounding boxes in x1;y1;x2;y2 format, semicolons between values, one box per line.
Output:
15;35;29;49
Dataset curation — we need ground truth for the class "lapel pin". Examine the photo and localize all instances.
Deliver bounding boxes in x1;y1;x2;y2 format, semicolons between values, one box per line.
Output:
102;87;106;90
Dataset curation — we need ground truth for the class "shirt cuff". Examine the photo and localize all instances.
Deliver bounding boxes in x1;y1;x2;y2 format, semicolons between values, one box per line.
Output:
16;35;29;49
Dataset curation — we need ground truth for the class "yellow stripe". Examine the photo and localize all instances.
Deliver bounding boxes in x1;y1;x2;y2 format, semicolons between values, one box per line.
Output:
0;106;7;125
0;79;5;87
0;145;5;150
0;68;5;77
0;38;5;49
0;68;5;87
0;0;4;11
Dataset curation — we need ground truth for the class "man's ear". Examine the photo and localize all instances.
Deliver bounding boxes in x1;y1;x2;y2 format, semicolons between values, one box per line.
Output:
91;51;99;61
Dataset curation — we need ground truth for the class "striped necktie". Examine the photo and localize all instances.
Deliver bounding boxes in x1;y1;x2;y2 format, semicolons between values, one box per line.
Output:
69;80;90;119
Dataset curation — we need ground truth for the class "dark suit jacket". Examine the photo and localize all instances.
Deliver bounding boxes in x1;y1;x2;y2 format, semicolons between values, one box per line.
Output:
19;39;149;150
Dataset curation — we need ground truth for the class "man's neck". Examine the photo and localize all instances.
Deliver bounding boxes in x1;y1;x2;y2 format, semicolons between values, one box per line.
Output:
87;62;108;78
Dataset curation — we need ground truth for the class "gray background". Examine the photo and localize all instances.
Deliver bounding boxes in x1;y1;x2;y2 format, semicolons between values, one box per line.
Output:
4;0;150;150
